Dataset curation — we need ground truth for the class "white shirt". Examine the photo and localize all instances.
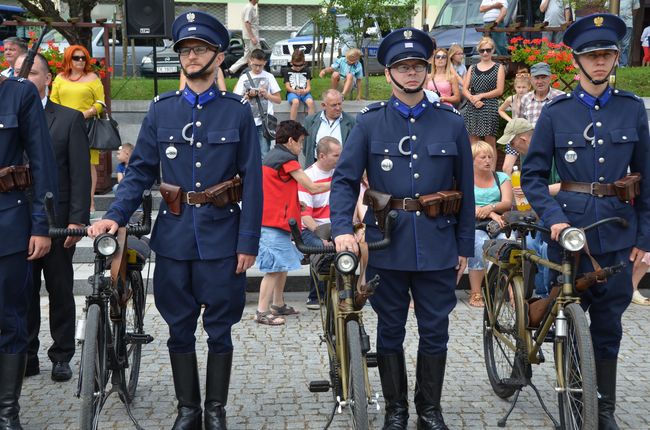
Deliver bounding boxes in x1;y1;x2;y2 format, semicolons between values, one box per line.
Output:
641;26;650;47
543;0;569;27
1;68;13;77
481;0;508;23
315;112;343;156
241;3;259;40
233;70;281;126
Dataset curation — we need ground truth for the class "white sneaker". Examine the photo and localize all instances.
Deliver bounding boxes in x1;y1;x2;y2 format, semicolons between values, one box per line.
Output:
631;290;650;305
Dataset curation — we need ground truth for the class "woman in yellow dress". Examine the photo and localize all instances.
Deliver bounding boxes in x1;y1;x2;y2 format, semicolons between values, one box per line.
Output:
50;45;105;214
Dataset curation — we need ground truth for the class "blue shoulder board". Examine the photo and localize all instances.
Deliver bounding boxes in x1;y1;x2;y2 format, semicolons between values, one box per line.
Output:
432;102;460;115
546;92;573;107
359;101;387;115
153;90;181;103
611;88;642;102
219;91;248;105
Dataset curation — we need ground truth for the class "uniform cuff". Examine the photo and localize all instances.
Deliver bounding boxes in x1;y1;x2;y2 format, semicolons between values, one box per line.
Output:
237;233;259;256
458;237;475;257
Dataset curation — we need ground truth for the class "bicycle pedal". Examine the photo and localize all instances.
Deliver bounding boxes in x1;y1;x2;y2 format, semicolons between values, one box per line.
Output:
125;333;154;345
309;380;331;392
366;352;378;368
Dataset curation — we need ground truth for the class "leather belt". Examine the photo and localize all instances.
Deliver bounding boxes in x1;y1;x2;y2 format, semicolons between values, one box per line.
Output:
560;181;617;197
181;191;213;206
389;198;422;211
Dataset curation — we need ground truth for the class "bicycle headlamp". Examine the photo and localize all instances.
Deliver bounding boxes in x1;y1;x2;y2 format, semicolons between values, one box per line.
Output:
559;227;586;252
335;252;358;274
94;234;118;257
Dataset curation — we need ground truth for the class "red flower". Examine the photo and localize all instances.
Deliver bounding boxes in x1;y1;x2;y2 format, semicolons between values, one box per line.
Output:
55;62;62;69
0;46;4;52
48;60;55;66
528;55;536;62
552;82;560;88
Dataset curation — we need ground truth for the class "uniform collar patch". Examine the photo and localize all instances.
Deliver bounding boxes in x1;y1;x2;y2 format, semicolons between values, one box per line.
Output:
389;95;428;119
182;84;219;107
574;84;612;109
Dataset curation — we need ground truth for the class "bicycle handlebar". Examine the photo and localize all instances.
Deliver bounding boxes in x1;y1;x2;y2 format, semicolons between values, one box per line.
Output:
45;191;153;239
288;210;398;255
493;215;628;238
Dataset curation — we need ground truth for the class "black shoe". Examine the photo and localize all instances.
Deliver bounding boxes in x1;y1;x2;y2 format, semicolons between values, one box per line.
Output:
378;352;409;429
306;299;320;310
414;352;449;430
51;362;72;382
170;352;202;430
24;357;39;378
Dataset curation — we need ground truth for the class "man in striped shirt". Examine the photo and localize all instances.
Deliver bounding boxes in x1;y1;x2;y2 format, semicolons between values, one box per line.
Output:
298;136;342;308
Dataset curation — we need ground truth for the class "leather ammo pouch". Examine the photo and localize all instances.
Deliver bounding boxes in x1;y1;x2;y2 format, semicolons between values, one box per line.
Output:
363;189;392;231
437;190;463;215
613;172;641;202
160;182;182;215
204;177;243;207
0;165;32;193
417;193;443;218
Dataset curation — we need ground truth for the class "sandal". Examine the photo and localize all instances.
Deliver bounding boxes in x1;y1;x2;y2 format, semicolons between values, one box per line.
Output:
256;311;285;325
469;292;484;308
631;290;650;306
271;304;300;316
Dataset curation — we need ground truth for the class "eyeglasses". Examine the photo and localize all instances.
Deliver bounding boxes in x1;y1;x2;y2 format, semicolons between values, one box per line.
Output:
178;46;216;57
249;62;265;68
71;55;87;62
515;72;531;78
292;63;305;67
393;64;427;73
434;55;448;59
478;48;493;54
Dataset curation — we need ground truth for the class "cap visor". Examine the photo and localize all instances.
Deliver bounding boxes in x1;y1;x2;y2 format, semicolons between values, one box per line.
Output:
173;37;220;52
574;44;619;55
497;135;513;145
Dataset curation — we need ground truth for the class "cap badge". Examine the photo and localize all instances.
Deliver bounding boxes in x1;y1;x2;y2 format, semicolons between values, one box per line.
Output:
593;16;604;27
186;12;196;23
403;30;413;39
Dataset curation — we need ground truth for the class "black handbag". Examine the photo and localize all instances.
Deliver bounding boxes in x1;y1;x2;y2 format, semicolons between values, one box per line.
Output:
87;101;122;150
245;71;278;140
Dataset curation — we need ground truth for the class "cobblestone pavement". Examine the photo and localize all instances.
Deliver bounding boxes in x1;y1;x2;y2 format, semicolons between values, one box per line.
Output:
21;291;650;429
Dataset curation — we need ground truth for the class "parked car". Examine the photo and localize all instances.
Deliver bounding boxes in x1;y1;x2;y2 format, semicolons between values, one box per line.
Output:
429;0;539;64
40;27;168;75
269;15;389;77
140;30;272;78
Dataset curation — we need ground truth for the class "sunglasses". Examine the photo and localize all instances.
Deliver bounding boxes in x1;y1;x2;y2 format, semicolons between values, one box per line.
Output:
478;48;493;54
435;55;448;59
516;72;531;77
292;63;305;67
71;55;87;62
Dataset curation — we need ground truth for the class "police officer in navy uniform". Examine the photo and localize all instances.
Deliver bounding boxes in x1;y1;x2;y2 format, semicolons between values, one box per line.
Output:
330;28;475;430
522;14;650;429
89;11;262;430
0;75;58;426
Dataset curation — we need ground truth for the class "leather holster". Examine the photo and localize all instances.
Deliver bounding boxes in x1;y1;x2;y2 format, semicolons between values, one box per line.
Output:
160;182;182;215
417;193;443;218
204;177;242;207
363;189;392;231
527;285;560;328
613;172;641;202
0;165;32;193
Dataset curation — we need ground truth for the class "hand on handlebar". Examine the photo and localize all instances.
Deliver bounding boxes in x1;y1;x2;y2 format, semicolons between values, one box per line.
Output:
550;222;571;242
87;219;119;238
64;223;86;248
489;212;505;227
334;234;359;254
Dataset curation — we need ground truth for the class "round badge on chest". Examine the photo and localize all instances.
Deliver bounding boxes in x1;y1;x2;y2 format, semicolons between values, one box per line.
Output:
166;145;178;160
381;158;393;171
564;149;577;163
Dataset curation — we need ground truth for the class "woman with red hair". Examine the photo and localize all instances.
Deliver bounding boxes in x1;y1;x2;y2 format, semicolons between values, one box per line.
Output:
50;44;105;214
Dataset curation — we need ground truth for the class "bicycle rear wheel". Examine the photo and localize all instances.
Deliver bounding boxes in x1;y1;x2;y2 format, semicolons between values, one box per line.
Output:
79;304;108;430
483;266;526;399
555;303;598;430
346;319;369;430
124;270;146;401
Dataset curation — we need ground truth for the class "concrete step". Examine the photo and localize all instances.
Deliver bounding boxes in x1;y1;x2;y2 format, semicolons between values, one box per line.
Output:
94;189;162;212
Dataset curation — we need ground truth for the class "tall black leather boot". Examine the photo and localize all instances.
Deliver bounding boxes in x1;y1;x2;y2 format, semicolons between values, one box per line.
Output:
596;359;619;430
378;352;409;430
170;352;202;430
0;353;26;430
414;352;449;430
204;352;232;430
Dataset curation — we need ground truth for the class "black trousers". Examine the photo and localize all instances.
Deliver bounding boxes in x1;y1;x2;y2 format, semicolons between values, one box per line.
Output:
27;239;76;364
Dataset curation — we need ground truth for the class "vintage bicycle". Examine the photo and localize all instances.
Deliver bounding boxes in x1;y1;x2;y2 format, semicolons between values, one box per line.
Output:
45;191;154;430
289;211;397;430
481;212;627;429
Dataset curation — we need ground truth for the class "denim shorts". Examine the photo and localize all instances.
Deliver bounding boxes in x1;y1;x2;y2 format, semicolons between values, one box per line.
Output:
257;227;303;273
468;229;507;271
287;92;313;104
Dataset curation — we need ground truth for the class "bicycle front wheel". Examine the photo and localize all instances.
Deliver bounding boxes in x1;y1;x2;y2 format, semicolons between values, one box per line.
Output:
483;266;526;399
124;270;146;401
346;319;369;430
79;304;108;430
555;303;598;430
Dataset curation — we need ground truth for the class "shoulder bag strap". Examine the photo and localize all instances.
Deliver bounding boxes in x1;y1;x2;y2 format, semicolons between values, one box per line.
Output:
245;71;266;118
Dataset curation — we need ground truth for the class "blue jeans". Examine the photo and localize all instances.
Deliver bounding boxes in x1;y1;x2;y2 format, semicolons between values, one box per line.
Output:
302;229;326;301
527;232;550;297
620;26;633;67
257;125;272;159
487;21;508;56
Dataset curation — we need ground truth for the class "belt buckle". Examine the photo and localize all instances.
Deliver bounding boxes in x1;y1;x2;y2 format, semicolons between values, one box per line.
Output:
185;191;197;205
402;197;413;211
590;182;604;198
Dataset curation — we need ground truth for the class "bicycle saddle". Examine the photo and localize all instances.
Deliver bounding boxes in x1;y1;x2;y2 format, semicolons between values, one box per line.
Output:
127;236;151;262
503;210;538;225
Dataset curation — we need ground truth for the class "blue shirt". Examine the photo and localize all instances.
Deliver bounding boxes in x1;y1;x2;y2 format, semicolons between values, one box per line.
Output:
332;57;364;79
